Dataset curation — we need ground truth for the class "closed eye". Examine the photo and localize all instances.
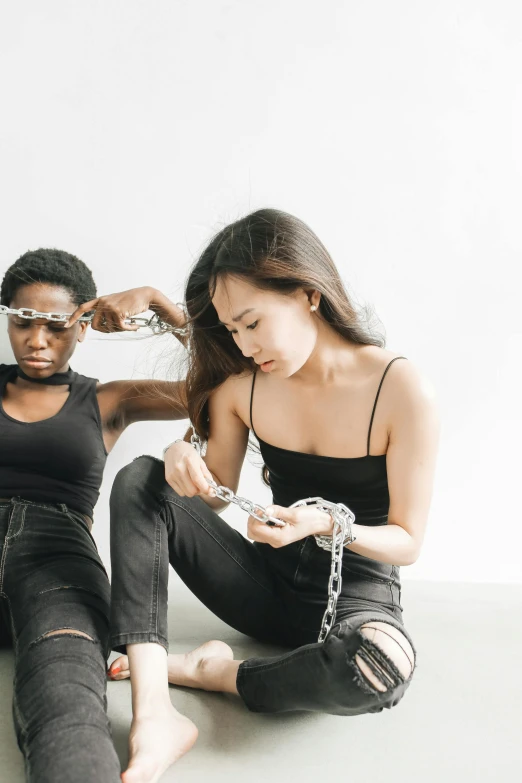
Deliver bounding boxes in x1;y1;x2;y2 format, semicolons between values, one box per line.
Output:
228;320;258;335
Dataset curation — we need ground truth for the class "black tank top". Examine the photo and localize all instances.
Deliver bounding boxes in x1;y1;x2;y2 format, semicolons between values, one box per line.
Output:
0;364;108;517
249;356;407;527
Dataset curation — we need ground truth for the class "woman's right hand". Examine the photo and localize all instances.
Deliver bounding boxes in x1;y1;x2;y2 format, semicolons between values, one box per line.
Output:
164;442;217;498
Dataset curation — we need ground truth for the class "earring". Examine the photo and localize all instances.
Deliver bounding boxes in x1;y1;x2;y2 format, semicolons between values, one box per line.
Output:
310;304;317;312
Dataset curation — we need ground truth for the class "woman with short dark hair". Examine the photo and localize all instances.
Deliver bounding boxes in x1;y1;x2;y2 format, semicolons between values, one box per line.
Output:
0;248;188;782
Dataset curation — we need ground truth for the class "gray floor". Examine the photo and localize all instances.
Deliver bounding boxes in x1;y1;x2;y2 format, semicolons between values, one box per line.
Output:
0;580;520;783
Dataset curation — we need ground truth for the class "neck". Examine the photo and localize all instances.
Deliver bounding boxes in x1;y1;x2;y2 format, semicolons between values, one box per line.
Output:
293;324;360;385
16;366;74;386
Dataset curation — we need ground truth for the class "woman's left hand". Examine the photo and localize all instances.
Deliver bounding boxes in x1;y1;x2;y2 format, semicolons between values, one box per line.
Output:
64;286;185;333
247;503;333;547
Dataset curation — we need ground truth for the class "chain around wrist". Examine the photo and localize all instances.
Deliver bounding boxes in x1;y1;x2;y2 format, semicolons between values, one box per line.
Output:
315;503;356;550
162;439;185;459
163;426;203;460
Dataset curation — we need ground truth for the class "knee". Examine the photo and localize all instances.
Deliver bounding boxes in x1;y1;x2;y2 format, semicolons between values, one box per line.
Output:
352;621;415;697
110;455;163;507
15;631;108;730
39;629;94;642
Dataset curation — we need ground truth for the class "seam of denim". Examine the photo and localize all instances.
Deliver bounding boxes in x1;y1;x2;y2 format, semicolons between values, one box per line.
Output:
235;663;250;706
109;632;169;652
161;496;277;597
0;503;16;591
12;689;29;758
6;504;27;542
150;509;163;639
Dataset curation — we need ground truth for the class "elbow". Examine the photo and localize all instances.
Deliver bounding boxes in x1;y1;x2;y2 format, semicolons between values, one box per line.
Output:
401;542;421;566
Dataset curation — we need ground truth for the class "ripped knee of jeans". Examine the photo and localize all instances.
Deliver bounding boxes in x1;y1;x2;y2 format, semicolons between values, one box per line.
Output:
41;629;95;642
29;628;98;649
351;621;415;695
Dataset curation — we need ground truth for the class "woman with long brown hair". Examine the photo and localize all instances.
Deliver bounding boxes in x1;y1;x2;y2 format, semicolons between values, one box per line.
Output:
106;209;439;783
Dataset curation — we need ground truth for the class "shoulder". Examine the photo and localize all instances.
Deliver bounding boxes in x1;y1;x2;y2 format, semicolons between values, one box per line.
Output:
360;347;436;405
208;372;254;425
377;355;439;439
383;356;437;409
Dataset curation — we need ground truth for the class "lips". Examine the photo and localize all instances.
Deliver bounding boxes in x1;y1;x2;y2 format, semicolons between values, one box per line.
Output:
22;356;53;369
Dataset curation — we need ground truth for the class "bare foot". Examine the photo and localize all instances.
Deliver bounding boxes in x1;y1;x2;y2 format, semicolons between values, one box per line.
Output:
167;640;234;689
121;706;198;783
109;640;234;687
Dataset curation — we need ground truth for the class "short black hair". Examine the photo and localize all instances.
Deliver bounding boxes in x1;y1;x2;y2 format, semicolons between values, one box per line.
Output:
1;248;97;307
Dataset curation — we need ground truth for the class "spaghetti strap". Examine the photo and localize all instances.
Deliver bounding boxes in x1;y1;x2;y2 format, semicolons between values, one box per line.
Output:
249;372;259;439
367;356;408;456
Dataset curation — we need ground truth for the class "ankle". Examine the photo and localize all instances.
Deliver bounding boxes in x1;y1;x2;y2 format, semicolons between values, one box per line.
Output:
133;695;174;720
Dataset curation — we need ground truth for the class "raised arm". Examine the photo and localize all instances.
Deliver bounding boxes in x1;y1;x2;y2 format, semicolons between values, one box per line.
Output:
65;286;188;346
97;379;188;428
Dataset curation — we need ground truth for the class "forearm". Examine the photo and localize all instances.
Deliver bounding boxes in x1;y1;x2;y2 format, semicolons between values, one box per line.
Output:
149;288;188;346
347;523;419;566
175;426;230;513
315;511;419;566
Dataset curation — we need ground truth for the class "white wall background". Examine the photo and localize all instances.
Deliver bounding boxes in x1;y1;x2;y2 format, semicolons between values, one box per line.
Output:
0;1;520;583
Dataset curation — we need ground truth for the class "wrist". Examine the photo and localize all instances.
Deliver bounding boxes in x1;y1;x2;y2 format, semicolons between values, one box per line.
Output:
315;509;334;536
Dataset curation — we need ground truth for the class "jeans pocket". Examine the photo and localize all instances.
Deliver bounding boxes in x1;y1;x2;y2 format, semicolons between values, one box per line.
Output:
341;550;394;584
63;509;98;548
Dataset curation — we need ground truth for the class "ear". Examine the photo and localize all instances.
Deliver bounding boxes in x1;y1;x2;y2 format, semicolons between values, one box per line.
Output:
77;322;88;344
307;289;321;311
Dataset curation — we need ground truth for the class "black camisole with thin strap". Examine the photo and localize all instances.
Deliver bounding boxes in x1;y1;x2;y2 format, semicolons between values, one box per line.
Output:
249;356;407;527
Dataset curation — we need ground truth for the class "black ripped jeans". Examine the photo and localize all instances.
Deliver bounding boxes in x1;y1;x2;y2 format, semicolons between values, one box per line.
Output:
110;456;416;716
0;498;120;783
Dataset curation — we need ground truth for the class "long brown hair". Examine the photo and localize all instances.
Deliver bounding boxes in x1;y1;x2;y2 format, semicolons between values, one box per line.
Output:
185;208;384;440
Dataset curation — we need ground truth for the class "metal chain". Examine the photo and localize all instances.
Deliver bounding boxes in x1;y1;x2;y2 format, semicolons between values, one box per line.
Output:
0;304;188;336
189;429;355;643
207;479;286;527
291;498;355;643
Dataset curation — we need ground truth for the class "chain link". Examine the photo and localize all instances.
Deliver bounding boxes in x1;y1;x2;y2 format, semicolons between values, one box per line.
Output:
207;479;286;527
0;304;188;336
188;429;354;643
290;498;354;642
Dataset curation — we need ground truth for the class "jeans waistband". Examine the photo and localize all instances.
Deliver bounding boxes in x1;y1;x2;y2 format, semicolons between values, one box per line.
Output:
0;497;93;530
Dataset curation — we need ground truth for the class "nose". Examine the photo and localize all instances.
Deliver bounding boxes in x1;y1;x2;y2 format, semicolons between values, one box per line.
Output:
237;331;260;360
26;325;50;350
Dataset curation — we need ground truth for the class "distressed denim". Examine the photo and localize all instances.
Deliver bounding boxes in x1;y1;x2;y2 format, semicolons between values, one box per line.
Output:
110;456;416;716
0;497;120;783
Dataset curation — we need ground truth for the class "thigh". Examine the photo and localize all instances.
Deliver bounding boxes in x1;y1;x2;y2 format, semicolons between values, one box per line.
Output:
161;490;297;644
3;502;111;656
113;455;295;644
0;597;12;648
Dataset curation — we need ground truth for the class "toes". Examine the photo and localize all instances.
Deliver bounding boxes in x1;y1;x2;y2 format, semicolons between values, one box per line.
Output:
108;655;130;679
